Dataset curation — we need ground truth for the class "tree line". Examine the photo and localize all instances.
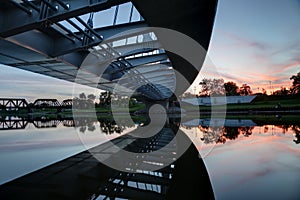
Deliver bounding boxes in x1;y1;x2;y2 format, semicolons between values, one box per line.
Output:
73;72;300;101
272;72;300;96
73;91;138;109
198;78;254;97
183;125;300;145
183;71;300;97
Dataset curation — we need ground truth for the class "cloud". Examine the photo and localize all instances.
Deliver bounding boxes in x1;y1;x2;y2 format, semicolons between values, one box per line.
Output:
220;30;269;51
206;28;300;92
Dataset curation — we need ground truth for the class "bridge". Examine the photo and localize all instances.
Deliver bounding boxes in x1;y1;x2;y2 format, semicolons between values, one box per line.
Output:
0;0;218;101
0;1;218;198
0;98;74;111
0;117;74;130
0;98;28;110
0;117;28;130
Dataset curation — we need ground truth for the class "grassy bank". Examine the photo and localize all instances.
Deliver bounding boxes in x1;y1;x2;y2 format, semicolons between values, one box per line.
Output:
182;95;300;113
181;113;300;127
0;103;146;117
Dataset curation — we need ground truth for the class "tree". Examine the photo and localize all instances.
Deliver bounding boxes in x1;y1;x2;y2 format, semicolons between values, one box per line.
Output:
99;91;112;107
87;94;96;102
239;84;252;96
199;78;225;96
79;92;86;100
272;87;289;96
290;72;300;95
222;127;240;140
73;93;87;109
224;81;239;96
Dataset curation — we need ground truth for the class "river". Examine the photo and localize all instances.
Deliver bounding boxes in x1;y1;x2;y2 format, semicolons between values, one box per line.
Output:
0;115;299;199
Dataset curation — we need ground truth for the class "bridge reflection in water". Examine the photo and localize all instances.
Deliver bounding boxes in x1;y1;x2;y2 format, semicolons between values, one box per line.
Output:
0;116;215;200
0;116;74;130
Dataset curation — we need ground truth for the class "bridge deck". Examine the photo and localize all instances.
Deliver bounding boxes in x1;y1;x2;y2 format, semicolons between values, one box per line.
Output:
0;0;218;100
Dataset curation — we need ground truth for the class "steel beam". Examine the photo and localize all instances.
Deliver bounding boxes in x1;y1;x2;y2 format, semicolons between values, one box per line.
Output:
54;21;149;56
0;0;130;37
105;53;168;75
123;53;167;67
5;21;148;59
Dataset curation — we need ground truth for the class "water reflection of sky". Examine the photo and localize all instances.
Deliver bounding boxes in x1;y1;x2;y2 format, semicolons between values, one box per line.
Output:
1;119;300;199
181;125;300;200
0;123;134;185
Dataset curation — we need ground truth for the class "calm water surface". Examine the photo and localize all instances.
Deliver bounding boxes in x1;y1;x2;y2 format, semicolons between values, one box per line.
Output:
181;118;300;200
0;116;299;199
0;118;135;184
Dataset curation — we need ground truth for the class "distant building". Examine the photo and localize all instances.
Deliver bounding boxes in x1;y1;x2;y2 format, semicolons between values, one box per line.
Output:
182;95;257;106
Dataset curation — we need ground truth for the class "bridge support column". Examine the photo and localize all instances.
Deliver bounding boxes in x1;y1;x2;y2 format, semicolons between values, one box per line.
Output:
140;96;181;115
143;100;169;114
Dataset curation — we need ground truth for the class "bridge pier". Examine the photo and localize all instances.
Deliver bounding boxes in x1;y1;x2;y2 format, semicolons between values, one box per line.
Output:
143;100;169;114
140;94;181;115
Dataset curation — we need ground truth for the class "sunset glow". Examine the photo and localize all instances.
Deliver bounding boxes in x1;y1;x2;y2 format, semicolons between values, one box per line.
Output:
188;0;300;95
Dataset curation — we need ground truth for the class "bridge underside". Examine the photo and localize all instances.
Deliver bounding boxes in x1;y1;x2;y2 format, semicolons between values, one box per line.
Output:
0;0;217;101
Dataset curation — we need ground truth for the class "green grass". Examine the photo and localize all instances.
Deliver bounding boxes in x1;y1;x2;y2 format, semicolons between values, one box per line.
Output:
0;103;146;116
94;103;146;113
181;113;300;126
182;96;300;112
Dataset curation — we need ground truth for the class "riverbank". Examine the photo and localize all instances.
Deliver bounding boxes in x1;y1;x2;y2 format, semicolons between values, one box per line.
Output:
181;95;300;114
1;95;300;117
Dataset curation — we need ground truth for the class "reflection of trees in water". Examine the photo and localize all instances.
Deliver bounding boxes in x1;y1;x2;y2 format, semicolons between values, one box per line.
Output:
75;118;96;133
238;127;254;137
198;126;223;144
267;125;299;144
99;119;123;134
198;126;257;144
195;124;300;144
222;127;240;140
291;125;300;144
99;117;138;134
275;125;291;134
74;117;139;135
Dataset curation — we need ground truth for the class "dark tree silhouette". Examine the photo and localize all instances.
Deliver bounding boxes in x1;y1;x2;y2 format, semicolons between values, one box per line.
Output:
290;72;300;95
222;127;240;140
224;81;239;96
99;91;112;107
238;127;254;137
273;87;289;96
199;78;225;96
239;84;252;96
87;94;96;102
79;92;86;100
291;125;300;144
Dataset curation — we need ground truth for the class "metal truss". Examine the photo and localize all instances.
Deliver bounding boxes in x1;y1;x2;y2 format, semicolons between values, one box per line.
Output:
0;0;218;101
0;98;28;109
0;0;130;37
0;119;28;130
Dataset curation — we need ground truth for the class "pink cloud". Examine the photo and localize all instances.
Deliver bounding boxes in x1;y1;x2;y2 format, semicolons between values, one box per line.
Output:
216;30;269;50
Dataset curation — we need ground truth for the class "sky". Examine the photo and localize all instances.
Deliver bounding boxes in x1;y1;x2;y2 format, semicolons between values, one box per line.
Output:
191;0;300;94
1;0;300;100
